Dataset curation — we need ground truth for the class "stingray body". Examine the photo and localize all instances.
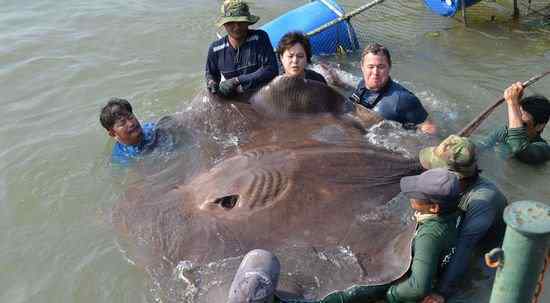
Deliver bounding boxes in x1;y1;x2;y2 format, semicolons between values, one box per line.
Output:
113;77;423;302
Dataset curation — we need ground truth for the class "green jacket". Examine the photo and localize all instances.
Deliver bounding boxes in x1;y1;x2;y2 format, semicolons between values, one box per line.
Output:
386;213;459;303
458;176;507;212
477;126;550;164
278;213;459;303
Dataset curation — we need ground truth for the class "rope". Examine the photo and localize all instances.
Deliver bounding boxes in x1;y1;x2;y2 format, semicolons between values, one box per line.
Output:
306;0;385;37
532;249;550;303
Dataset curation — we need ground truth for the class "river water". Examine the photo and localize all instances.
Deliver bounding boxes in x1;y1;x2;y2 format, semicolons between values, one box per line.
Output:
1;0;549;302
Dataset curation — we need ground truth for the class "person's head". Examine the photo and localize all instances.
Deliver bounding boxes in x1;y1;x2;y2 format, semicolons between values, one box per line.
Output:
520;95;550;139
419;135;478;180
400;168;461;214
360;43;392;91
217;0;259;40
100;98;143;145
276;32;312;78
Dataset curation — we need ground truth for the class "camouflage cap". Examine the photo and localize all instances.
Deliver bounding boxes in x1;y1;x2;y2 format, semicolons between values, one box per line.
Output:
217;0;260;28
419;135;477;178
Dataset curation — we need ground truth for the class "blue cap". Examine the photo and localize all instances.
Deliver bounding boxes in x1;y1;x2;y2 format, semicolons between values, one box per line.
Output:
400;168;461;207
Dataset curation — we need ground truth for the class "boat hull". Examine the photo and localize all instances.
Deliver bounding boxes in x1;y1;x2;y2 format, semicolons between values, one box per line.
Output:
260;0;360;56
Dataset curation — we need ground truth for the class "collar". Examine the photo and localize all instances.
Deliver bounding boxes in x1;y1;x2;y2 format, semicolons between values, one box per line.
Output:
119;122;156;152
357;77;393;93
414;211;438;223
226;30;253;49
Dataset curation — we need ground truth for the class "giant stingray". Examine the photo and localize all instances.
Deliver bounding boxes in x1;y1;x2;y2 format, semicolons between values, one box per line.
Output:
112;76;430;302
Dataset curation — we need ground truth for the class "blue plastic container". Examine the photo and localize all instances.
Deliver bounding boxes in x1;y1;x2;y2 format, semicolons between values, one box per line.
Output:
260;0;360;56
423;0;484;17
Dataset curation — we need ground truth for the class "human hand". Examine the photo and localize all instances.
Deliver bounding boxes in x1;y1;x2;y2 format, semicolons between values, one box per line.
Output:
207;80;219;94
504;82;524;106
319;61;347;88
418;119;438;135
219;78;240;97
422;293;445;303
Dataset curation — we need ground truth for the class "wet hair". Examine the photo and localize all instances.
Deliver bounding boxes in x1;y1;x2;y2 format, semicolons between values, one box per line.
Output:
361;43;392;67
521;95;550;126
100;98;133;130
276;31;313;64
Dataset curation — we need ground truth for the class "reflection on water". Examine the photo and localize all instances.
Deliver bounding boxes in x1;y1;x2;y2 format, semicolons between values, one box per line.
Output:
1;0;549;302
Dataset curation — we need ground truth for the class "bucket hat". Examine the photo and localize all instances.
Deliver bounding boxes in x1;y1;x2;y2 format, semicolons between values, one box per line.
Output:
217;0;260;28
419;135;477;178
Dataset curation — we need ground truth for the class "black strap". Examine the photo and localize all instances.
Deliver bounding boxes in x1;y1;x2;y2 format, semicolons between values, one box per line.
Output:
351;79;391;109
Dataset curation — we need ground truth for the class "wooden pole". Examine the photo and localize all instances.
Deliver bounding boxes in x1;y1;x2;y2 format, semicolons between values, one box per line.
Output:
306;0;385;37
457;71;550;137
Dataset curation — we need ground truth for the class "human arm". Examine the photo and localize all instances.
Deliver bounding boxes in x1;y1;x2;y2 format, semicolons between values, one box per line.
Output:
205;45;221;90
418;119;437;135
474;123;550;163
386;232;442;303
273;285;389;303
318;62;355;90
473;126;508;151
236;31;278;91
504;82;524;130
397;92;436;134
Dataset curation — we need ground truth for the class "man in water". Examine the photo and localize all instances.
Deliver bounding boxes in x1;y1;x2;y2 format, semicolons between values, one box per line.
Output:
205;0;278;97
331;43;437;134
478;82;550;164
100;98;176;165
419;135;507;302
228;168;461;303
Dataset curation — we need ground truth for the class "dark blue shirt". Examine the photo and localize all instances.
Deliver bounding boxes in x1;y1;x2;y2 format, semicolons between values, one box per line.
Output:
205;29;278;92
350;78;428;128
111;122;156;165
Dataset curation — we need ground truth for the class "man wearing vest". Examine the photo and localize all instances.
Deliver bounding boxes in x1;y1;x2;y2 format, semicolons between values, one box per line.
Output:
349;43;437;135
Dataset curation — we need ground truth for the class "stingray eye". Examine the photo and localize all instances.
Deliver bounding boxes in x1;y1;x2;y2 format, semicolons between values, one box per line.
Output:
213;195;239;209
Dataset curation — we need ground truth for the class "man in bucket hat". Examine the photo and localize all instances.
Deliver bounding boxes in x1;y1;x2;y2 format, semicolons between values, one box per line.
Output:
205;0;277;97
419;135;507;303
228;169;461;303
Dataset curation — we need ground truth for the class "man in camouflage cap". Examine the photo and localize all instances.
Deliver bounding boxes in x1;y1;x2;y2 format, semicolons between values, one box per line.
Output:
205;0;277;98
216;0;259;27
419;135;477;178
419;135;508;302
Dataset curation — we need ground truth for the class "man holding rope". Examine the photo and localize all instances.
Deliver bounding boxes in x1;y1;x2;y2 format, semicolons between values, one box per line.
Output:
478;82;550;164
